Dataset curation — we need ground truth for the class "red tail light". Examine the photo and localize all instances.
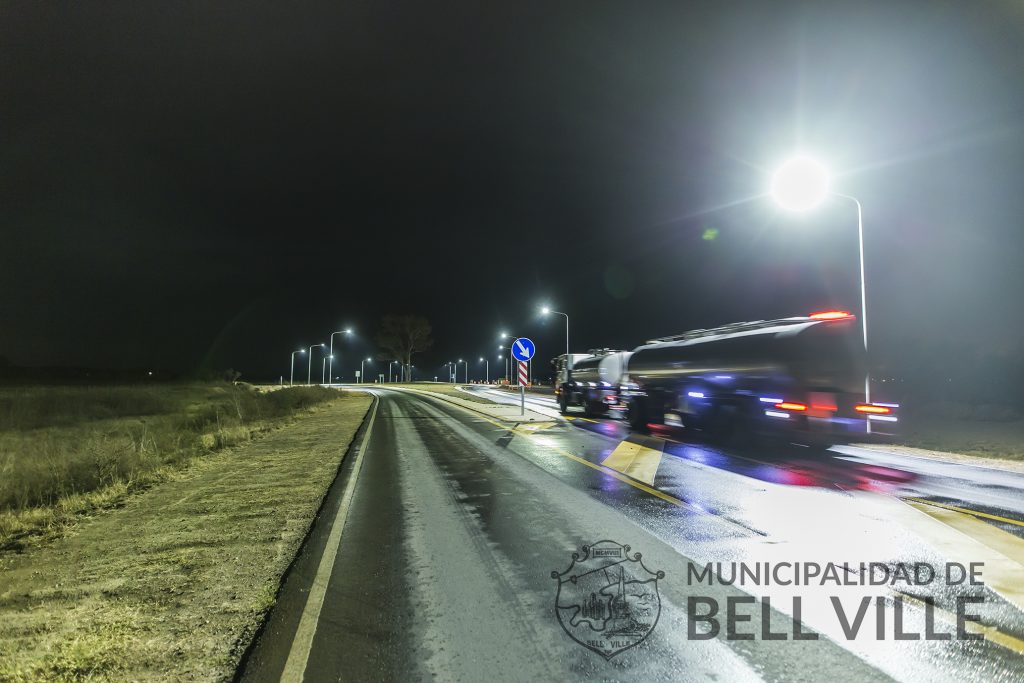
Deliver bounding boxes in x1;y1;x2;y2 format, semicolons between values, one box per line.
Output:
775;402;808;411
809;310;853;320
855;404;891;414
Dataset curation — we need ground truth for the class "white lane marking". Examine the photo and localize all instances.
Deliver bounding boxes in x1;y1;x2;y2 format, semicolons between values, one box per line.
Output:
280;396;380;682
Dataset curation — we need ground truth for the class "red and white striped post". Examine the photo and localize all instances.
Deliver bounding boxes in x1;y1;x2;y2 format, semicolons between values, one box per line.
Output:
518;360;528;415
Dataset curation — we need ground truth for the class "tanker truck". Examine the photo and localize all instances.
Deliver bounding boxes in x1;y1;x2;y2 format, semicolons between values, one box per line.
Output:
554;311;897;446
621;311;897;445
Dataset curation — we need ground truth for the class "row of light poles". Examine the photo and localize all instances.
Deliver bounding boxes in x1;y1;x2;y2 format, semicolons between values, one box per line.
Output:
484;306;570;386
285;328;376;386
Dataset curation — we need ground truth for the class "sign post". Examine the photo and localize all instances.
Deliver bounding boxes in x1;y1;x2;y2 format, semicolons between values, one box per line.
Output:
511;337;536;416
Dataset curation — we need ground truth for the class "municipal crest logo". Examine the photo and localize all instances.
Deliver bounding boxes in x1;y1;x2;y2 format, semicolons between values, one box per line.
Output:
551;540;664;659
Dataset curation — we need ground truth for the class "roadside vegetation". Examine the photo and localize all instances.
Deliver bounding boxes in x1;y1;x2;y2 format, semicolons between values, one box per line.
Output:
0;383;337;547
0;389;372;681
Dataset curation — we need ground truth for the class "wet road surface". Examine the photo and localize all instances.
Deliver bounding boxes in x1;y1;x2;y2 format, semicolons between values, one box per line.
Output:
240;388;1024;682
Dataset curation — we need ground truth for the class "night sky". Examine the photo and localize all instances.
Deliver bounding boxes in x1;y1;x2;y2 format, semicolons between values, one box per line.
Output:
3;1;1023;381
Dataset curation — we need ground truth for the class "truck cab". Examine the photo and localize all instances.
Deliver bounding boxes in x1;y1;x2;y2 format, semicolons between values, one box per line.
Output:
554;350;631;417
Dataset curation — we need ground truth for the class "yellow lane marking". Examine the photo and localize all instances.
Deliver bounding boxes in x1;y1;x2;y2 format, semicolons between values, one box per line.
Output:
881;497;1024;614
602;438;665;486
906;503;1024;568
904;497;1024;529
463;410;751;535
895;591;1024;656
514;421;558;433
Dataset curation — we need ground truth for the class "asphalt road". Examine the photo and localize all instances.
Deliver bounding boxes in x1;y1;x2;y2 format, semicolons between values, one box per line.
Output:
240;387;1024;683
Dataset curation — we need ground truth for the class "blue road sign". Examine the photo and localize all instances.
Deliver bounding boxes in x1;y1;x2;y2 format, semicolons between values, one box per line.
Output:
511;337;536;362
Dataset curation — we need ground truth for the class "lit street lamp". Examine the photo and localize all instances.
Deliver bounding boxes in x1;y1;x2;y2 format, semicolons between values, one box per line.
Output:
479;357;488;383
328;328;352;387
361;358;372;384
457;359;467;383
290;349;305;386
307;343;325;385
540;305;570;370
771;155;871;431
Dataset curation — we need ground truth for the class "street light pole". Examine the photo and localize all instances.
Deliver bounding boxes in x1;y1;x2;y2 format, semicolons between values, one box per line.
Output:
361;358;371;384
771;157;871;432
479;358;488;383
541;307;570;370
290;349;305;386
307;343;324;385
835;193;870;415
329;329;352;387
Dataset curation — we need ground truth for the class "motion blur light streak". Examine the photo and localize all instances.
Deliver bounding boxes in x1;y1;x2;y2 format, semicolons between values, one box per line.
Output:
855;404;892;414
809;310;853;320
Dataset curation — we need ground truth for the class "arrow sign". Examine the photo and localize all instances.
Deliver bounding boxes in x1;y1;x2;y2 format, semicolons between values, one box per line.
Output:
511;337;535;362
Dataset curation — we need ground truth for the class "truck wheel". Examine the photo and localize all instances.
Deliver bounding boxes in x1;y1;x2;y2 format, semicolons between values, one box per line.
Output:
558;391;569;415
628;397;648;431
583;395;597;418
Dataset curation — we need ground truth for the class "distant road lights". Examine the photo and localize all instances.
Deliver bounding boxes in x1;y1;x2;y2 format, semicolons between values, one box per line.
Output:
540;305;570;370
328;328;353;387
290;349;306;386
770;156;830;212
307;343;326;385
770;154;871;431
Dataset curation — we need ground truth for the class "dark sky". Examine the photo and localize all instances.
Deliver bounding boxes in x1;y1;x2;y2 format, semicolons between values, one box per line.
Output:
3;0;1023;380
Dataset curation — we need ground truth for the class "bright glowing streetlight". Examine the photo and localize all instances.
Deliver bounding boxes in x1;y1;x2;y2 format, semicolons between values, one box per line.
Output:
770;156;831;212
307;343;325;385
360;357;372;384
328;328;352;387
771;155;871;431
540;305;570;370
479;357;489;383
456;359;467;383
290;349;306;386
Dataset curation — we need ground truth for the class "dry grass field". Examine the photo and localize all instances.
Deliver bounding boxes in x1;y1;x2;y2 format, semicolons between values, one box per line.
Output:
0;383;339;549
0;385;372;681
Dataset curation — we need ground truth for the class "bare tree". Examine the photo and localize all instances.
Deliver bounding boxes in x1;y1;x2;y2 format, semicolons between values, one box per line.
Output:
375;315;433;382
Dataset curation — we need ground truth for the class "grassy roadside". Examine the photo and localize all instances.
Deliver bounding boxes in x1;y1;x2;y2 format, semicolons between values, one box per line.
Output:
0;384;337;548
0;391;372;681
